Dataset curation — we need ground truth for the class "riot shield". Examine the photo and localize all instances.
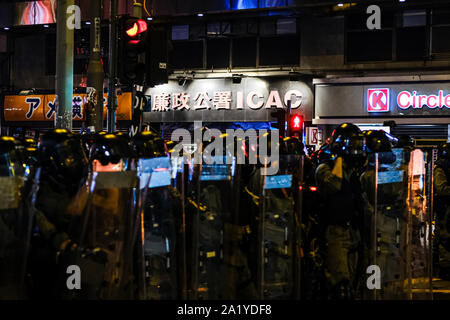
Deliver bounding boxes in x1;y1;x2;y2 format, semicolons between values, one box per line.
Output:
72;165;138;299
363;148;433;299
187;154;244;300
253;154;304;300
406;149;433;299
0;147;29;299
361;149;408;299
135;156;182;300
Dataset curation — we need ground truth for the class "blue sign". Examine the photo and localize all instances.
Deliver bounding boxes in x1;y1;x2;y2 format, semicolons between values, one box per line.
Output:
264;174;292;189
201;156;233;181
377;170;404;185
138;157;171;189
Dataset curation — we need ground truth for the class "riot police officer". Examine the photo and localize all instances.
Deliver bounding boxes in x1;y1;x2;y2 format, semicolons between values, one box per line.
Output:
80;133;138;299
131;131;182;300
0;136;32;299
28;129;89;299
434;143;450;280
315;123;366;299
360;130;407;299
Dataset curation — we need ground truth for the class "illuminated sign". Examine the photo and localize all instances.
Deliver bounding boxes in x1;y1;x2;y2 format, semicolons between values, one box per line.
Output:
367;88;450;111
151;90;303;112
3;92;132;122
367;88;390;112
397;90;450;109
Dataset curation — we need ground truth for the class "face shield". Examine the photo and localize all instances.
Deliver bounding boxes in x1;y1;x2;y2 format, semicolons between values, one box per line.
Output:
54;139;88;179
342;136;367;169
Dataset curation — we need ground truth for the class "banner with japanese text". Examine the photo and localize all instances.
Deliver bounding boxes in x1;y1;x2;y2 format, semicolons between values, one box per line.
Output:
3;92;132;122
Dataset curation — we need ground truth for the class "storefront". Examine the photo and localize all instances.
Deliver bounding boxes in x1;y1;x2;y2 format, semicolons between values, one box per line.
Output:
143;76;314;144
313;75;450;146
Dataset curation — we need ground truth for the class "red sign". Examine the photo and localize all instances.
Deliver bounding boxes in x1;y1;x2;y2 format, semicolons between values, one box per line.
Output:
367;88;390;112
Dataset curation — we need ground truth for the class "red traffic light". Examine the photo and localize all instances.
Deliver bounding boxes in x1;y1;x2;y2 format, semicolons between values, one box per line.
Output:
290;114;303;131
126;19;147;37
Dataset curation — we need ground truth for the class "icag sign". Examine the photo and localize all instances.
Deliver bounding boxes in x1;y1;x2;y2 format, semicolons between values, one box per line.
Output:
152;90;303;112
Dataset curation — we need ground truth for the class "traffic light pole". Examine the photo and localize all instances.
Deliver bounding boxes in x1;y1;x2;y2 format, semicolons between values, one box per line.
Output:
86;0;104;132
131;0;144;137
107;0;118;133
55;0;74;131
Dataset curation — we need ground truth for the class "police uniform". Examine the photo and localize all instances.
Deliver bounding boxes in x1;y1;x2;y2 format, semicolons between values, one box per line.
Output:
315;160;362;298
434;161;450;277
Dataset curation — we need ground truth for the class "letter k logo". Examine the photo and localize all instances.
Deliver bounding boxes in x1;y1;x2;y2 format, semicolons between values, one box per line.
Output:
368;89;390;112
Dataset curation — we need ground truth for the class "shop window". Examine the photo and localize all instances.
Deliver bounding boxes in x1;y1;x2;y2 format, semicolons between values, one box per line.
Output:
170;41;203;69
172;25;189;41
431;9;450;56
207;22;231;37
260;19;276;35
346;30;392;62
402;10;426;27
345;10;394;62
431;8;450;25
190;24;206;40
45;33;56;75
232;0;258;10
276;18;296;35
207;38;230;69
346;11;394;30
0;35;6;53
231;20;247;35
396;26;426;61
207;23;221;36
231;19;258;35
432;26;450;54
397;10;427;61
259;35;299;65
206;0;231;11
232;37;256;67
259;0;288;8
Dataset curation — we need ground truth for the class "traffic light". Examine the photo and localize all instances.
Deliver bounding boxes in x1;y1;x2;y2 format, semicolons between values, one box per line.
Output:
118;16;148;85
270;109;286;137
288;114;303;138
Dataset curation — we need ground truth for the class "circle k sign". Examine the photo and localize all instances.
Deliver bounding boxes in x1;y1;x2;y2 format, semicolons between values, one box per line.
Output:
367;88;450;112
367;88;390;112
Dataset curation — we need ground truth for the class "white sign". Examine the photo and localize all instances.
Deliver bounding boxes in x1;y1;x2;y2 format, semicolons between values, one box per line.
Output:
152;90;303;112
307;127;322;145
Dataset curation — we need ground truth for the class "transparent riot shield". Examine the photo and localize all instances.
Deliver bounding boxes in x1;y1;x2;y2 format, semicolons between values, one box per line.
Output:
0;149;29;299
73;165;138;299
136;156;181;300
364;148;433;299
255;154;304;300
405;149;433;299
187;154;243;300
362;150;409;299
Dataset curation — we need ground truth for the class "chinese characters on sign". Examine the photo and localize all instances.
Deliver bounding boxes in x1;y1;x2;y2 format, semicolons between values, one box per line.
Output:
152;90;303;112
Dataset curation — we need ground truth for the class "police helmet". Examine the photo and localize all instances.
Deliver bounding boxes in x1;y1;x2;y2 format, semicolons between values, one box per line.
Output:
438;143;450;161
38;129;88;181
131;131;166;158
90;133;126;166
395;135;414;149
331;123;366;159
364;130;392;154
